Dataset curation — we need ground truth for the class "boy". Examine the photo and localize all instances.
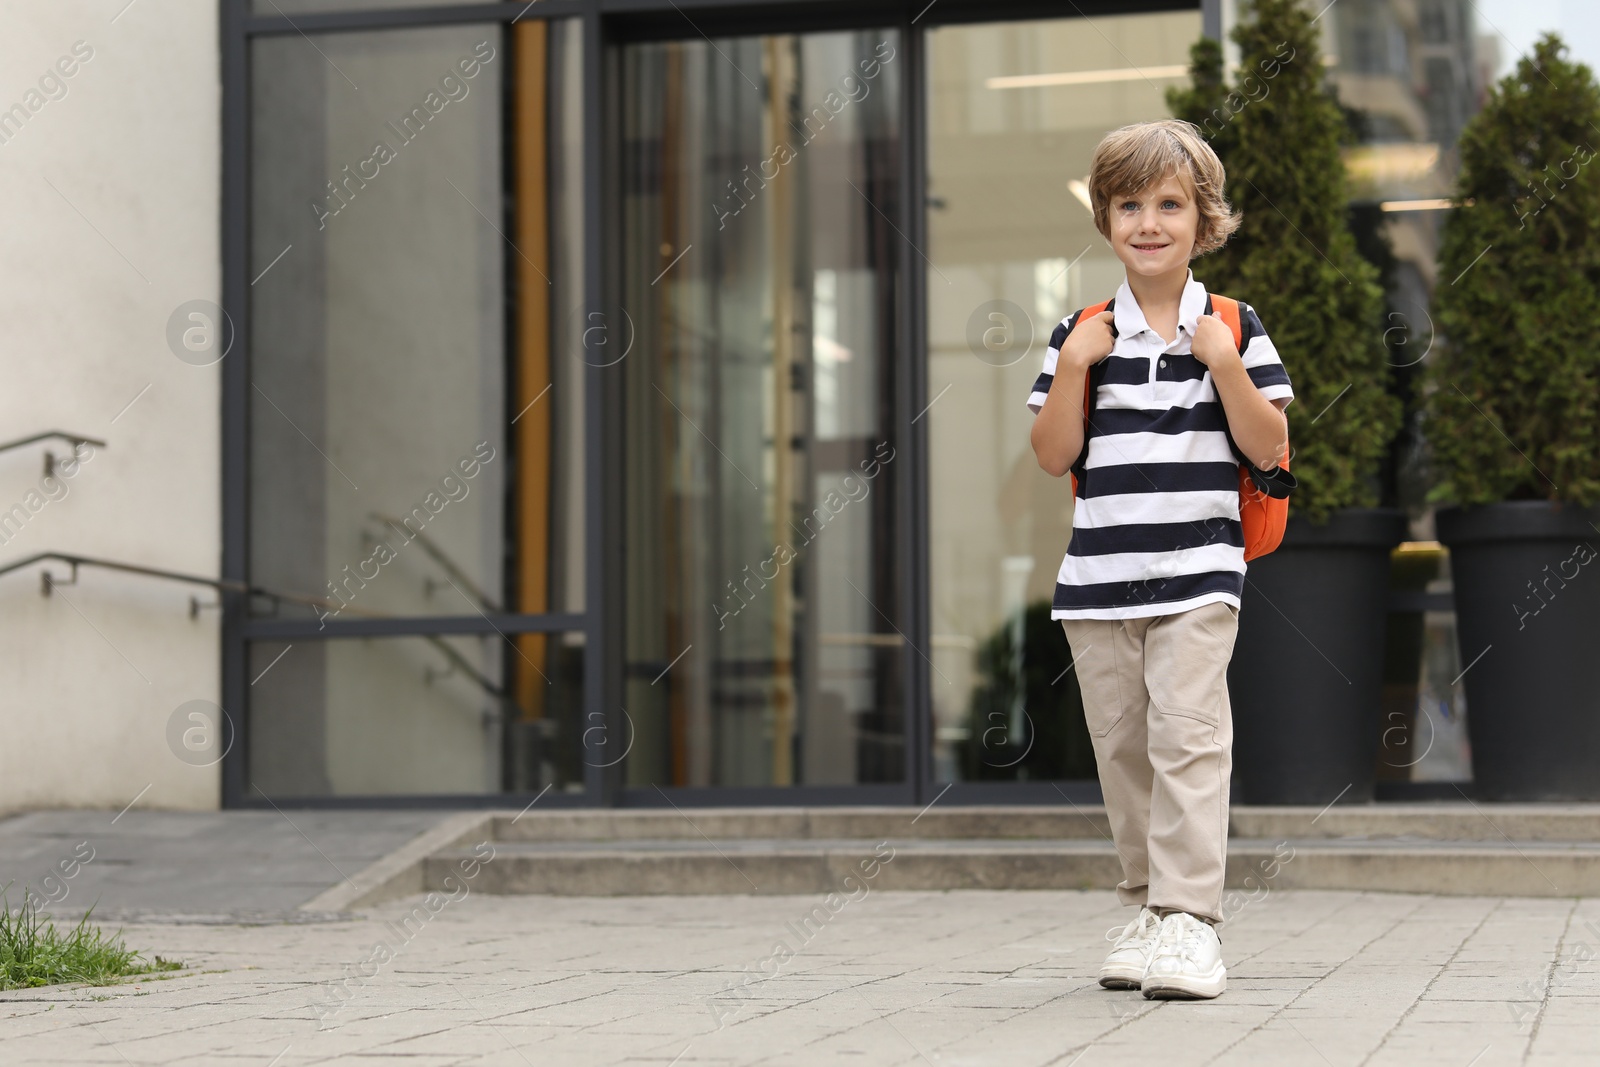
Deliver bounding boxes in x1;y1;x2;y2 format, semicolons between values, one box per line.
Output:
1026;119;1293;1000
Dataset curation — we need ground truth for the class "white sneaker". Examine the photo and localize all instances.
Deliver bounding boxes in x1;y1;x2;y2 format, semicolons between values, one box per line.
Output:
1099;906;1162;989
1142;911;1226;1000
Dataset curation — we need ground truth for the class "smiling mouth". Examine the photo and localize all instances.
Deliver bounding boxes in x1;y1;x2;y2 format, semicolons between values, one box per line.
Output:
1133;242;1168;252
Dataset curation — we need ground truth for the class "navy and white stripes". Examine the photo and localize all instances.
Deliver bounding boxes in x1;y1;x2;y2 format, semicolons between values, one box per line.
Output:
1026;271;1293;620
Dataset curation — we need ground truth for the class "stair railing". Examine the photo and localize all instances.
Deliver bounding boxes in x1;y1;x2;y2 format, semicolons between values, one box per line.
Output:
0;551;518;712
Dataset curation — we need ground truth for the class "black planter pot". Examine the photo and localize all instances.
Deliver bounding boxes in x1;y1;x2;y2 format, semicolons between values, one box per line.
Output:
1436;501;1600;801
1227;508;1409;805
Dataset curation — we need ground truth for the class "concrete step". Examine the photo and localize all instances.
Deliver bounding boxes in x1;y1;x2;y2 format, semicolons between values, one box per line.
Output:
428;835;1600;899
493;803;1600;844
1230;803;1600;842
1223;838;1600;897
491;806;1115;842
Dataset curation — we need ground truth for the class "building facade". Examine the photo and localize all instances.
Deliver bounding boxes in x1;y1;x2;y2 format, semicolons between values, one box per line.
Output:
0;0;1574;813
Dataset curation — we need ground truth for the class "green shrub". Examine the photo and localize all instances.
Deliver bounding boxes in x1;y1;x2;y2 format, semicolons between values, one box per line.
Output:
1425;33;1600;506
1168;0;1401;523
962;600;1096;782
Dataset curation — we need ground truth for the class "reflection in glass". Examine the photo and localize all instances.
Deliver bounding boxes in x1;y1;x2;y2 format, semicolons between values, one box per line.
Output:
250;26;510;622
247;23;584;797
1379;543;1472;782
1322;2;1489;783
621;30;905;788
924;13;1200;782
1322;1;1484;516
249;23;583;624
247;633;584;797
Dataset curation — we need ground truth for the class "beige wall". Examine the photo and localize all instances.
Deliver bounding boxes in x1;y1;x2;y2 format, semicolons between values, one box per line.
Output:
0;1;221;814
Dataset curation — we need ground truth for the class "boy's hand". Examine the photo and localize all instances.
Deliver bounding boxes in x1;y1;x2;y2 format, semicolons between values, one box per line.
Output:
1059;310;1116;373
1191;311;1240;368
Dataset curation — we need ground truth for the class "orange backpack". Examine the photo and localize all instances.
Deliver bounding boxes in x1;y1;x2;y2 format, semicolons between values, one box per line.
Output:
1066;294;1294;561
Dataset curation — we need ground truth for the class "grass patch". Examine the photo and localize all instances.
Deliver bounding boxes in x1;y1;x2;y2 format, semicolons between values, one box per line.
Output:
0;885;183;990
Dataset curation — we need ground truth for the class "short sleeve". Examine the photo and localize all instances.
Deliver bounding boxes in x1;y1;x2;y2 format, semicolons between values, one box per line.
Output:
1026;311;1081;415
1238;302;1293;407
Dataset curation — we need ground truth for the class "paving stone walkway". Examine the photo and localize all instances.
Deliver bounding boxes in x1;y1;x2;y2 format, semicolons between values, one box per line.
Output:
0;809;442;921
2;885;1597;1066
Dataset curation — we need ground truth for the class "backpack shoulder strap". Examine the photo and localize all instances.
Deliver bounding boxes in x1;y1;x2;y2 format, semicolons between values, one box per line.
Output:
1073;299;1115;418
1206;293;1244;351
1205;292;1296;498
1067;298;1115;490
1079;298;1115;320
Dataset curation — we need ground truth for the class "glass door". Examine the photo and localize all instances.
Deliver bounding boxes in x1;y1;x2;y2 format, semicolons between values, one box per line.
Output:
619;29;907;793
923;11;1202;786
242;19;588;800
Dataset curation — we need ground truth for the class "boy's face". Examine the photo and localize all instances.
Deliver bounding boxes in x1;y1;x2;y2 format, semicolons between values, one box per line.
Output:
1107;172;1199;280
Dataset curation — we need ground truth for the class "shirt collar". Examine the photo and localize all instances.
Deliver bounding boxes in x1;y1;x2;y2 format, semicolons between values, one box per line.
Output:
1112;269;1209;342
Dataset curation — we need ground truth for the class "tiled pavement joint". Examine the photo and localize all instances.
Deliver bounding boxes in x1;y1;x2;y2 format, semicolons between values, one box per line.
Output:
1365;897;1505;1064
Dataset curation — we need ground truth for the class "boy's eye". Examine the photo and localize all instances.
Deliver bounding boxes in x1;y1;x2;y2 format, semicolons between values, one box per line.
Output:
1162;200;1179;210
1119;201;1138;212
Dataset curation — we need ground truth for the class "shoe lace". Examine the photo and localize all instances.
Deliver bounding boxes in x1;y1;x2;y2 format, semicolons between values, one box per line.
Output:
1152;914;1209;962
1104;908;1159;945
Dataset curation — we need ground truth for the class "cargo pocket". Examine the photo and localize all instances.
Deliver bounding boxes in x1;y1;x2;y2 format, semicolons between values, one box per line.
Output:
1146;602;1236;730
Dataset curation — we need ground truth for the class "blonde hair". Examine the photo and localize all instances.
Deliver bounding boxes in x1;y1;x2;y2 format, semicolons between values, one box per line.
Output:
1086;119;1240;257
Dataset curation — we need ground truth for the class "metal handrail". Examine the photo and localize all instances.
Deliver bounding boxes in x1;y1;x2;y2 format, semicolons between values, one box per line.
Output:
0;431;107;457
369;511;499;611
0;551;519;709
0;551;346;615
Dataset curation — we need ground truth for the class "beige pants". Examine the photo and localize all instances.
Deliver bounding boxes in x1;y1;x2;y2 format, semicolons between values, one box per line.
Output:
1061;601;1238;924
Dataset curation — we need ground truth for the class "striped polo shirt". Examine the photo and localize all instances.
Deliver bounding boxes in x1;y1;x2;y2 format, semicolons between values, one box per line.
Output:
1026;270;1294;620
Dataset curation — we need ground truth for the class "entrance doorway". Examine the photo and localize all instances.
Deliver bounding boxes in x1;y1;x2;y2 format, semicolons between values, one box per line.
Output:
921;11;1201;788
619;29;909;794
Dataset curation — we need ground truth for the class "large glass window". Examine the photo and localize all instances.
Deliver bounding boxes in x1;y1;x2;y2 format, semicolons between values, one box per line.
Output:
620;30;906;789
924;12;1202;784
1276;0;1600;786
1322;0;1477;785
246;20;585;797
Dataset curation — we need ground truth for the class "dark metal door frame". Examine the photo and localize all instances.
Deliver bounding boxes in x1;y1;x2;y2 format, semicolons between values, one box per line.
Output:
220;0;1202;809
